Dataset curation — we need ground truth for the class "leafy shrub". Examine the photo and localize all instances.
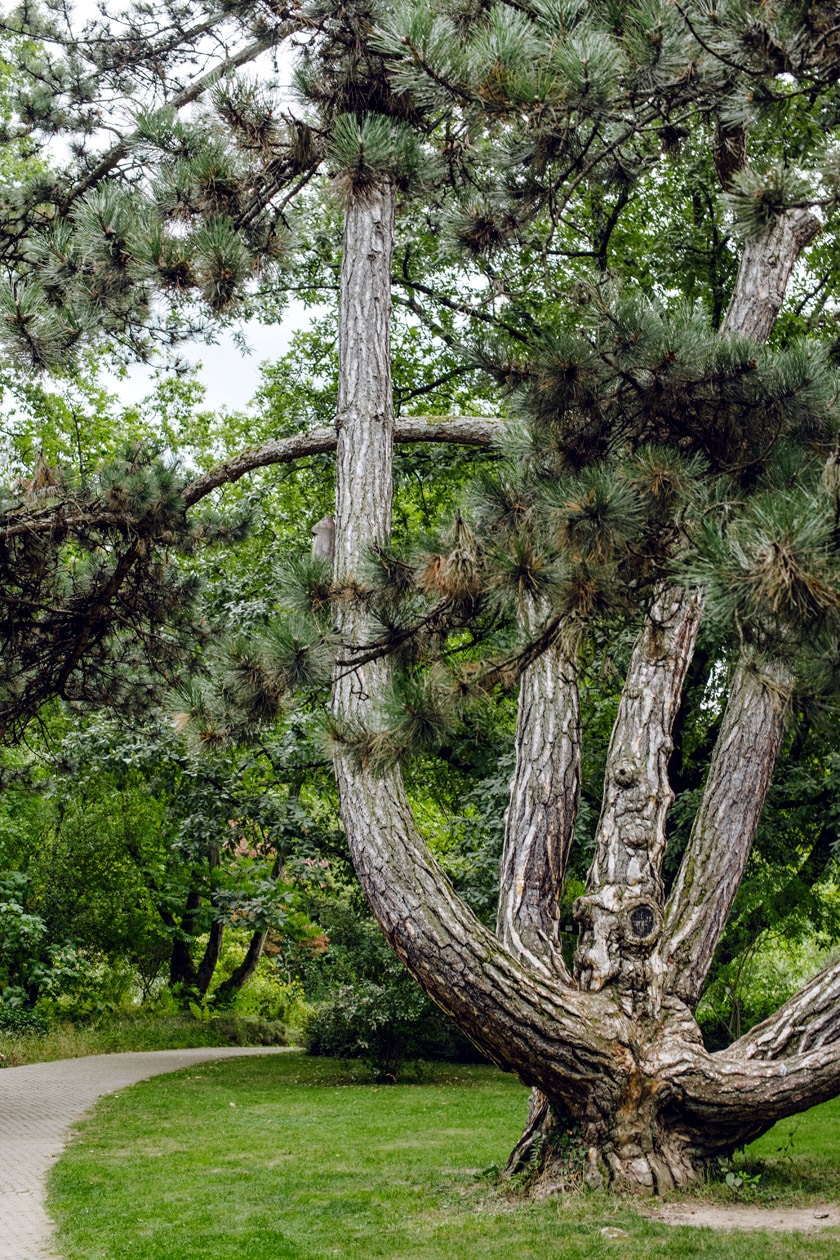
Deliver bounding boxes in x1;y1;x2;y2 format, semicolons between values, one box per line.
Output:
304;979;481;1081
220;952;311;1030
0;871;49;997
214;1014;287;1046
0;1005;49;1035
34;948;137;1024
300;906;485;1080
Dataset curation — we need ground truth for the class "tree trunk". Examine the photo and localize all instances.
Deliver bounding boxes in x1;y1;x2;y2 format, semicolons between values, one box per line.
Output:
574;586;703;1011
215;926;268;1000
722;208;820;341
196;913;225;997
215;855;285;1001
659;653;793;1008
168;887;200;989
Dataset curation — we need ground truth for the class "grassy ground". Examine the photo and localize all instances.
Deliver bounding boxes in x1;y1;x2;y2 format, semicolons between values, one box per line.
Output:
0;1013;287;1066
48;1053;840;1260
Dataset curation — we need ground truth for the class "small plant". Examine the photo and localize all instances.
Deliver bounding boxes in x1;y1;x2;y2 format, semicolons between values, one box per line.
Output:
188;998;215;1023
715;1157;764;1199
505;1111;588;1195
775;1121;800;1165
725;1169;762;1191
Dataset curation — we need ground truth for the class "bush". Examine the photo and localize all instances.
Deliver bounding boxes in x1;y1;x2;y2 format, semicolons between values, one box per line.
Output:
299;905;485;1081
34;948;137;1024
216;951;311;1032
213;1014;287;1046
304;979;481;1081
0;1005;49;1035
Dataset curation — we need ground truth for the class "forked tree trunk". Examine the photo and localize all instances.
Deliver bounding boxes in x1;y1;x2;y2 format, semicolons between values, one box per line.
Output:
215;926;268;999
328;180;840;1195
215;853;286;1001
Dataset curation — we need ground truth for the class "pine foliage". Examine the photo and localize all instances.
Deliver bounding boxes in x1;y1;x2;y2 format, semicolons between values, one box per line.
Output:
0;445;246;741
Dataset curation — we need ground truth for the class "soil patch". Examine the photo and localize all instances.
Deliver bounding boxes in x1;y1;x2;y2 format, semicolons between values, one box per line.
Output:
646;1203;840;1232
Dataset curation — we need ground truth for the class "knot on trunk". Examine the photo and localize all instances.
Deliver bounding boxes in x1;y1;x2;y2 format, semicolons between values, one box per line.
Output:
613;759;638;788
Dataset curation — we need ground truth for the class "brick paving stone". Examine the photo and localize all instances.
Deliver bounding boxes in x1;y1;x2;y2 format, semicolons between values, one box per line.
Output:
0;1046;292;1259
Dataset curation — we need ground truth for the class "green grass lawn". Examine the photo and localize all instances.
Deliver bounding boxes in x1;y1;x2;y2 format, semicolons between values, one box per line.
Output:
49;1053;840;1260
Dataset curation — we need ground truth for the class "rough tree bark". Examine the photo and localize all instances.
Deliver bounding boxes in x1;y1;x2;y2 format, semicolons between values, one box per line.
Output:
496;604;580;983
327;177;840;1194
658;653;794;1009
574;586;704;1011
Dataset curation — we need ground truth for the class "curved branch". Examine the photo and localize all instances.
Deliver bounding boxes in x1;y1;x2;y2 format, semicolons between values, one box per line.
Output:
674;1036;840;1148
62;32;288;207
182;415;504;506
335;751;629;1105
729;956;840;1062
652;202;821;1010
328;183;627;1108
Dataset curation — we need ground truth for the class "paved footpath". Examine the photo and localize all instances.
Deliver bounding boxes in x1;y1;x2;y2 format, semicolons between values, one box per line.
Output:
0;1045;293;1260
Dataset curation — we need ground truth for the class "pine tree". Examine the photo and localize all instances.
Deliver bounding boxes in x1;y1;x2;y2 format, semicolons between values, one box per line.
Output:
6;0;840;1195
317;1;840;1193
0;444;248;740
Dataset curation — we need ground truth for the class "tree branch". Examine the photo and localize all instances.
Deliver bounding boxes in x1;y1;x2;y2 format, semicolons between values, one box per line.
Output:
729;956;840;1062
674;1033;840;1147
659;652;794;1009
653;200;822;1010
61;30;292;207
496;603;580;983
575;586;704;1003
722;208;821;342
182;415;504;506
328;183;630;1108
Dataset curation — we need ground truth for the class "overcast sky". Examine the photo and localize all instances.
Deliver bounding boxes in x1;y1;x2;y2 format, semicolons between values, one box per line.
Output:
112;304;311;412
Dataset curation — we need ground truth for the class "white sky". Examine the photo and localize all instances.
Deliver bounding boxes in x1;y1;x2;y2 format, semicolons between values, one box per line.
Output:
112;306;309;411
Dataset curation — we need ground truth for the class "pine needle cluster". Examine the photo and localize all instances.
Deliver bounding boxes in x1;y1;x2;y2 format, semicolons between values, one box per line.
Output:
498;292;840;475
0;445;246;741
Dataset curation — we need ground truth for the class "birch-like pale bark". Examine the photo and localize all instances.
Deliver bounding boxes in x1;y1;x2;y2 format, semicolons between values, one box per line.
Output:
574;586;703;1003
496;605;580;982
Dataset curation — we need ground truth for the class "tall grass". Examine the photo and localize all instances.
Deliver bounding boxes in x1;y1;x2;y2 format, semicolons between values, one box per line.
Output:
0;1012;288;1067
